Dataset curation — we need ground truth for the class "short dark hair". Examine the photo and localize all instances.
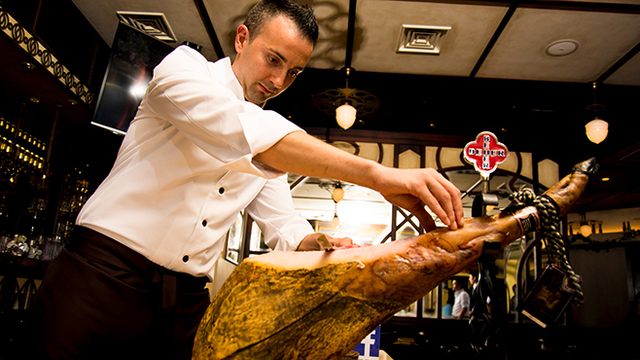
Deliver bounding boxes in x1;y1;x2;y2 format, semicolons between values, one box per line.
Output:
453;277;468;289
244;0;319;45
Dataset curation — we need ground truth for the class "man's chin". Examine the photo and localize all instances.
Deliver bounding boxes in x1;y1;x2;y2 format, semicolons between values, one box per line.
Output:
248;94;280;107
245;94;267;107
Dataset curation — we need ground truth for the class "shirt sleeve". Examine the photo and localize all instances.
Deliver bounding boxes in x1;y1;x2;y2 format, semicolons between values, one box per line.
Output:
245;174;314;251
141;46;302;179
462;292;471;309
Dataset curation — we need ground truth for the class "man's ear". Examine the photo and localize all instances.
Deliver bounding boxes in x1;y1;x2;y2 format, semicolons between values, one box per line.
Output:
235;25;250;53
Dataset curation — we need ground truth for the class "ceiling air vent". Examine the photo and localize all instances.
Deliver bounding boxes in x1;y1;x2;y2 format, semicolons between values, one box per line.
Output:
116;11;177;42
397;25;451;55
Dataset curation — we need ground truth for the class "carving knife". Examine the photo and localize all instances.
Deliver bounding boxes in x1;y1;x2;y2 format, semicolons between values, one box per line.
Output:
316;234;334;251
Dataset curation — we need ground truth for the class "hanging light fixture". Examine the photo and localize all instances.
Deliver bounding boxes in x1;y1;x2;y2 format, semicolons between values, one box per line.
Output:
331;183;344;203
312;67;379;130
311;1;379;130
569;211;603;238
336;103;357;130
320;181;346;227
331;205;341;228
579;222;592;237
585;119;608;144
331;182;344;227
585;82;608;144
579;212;592;237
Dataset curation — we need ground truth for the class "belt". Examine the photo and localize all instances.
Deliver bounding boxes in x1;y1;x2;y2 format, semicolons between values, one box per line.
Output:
68;226;209;308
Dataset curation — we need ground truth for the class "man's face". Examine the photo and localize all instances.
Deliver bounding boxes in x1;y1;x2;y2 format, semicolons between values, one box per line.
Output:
232;15;314;106
452;280;459;291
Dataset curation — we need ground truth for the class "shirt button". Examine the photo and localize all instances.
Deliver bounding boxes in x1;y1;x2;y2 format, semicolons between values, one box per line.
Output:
202;219;207;227
182;255;189;263
219;187;225;194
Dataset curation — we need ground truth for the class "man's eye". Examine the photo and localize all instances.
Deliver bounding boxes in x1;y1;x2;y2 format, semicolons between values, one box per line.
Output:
289;70;299;77
268;56;279;64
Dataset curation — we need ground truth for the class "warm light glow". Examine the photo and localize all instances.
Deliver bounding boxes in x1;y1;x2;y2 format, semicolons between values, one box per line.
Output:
332;186;344;203
601;177;610;182
585;118;608;144
580;223;592;237
331;214;340;228
336;104;357;130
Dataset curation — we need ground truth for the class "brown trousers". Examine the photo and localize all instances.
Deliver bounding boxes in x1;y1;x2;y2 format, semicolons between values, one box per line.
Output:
26;227;211;360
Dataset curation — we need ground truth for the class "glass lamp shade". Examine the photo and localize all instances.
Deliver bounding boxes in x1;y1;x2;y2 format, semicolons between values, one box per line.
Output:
580;223;592;237
336;104;357;130
331;187;344;203
585;118;608;144
331;214;340;228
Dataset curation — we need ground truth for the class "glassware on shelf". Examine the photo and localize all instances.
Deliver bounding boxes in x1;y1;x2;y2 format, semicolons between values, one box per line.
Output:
27;235;44;259
6;234;29;257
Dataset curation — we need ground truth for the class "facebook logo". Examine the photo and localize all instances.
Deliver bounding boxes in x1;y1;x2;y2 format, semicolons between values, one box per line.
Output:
353;326;381;359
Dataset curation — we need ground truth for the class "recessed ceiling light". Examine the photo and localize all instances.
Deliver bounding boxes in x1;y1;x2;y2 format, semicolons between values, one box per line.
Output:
545;40;579;57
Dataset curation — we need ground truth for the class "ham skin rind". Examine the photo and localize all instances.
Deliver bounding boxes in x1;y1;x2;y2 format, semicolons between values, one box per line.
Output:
192;158;595;360
193;209;530;360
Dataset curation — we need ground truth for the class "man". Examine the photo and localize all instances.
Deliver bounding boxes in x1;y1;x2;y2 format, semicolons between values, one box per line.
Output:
452;279;471;320
469;270;480;316
27;0;464;359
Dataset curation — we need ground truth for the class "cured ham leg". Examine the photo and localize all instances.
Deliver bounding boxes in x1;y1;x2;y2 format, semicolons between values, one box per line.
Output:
192;158;596;360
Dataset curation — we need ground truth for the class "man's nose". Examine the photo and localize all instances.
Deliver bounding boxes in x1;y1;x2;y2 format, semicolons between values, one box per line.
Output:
270;69;287;90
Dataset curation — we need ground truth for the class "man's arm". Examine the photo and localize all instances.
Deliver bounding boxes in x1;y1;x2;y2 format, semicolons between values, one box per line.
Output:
254;130;464;230
457;307;468;320
458;292;471;319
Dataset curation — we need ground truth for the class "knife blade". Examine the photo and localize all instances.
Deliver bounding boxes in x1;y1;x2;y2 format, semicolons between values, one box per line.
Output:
316;234;334;251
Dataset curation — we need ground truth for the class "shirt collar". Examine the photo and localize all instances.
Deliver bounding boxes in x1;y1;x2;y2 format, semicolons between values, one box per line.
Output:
215;57;245;102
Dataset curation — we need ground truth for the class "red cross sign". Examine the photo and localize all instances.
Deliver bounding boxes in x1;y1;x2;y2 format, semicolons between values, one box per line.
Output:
464;131;509;178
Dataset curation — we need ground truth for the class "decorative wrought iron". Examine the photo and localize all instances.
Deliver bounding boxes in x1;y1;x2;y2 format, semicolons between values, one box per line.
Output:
312;67;380;119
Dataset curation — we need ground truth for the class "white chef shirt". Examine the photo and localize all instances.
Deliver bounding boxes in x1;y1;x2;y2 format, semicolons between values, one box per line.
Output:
76;46;314;280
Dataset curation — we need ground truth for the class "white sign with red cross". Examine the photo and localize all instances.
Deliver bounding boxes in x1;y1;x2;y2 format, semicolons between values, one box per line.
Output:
463;131;509;179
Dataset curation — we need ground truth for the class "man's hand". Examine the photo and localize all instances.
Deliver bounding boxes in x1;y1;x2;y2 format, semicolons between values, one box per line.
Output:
296;233;353;251
374;167;464;231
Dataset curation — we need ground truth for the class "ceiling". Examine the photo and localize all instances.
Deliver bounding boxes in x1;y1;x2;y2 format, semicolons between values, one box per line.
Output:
2;0;639;229
70;0;640;86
